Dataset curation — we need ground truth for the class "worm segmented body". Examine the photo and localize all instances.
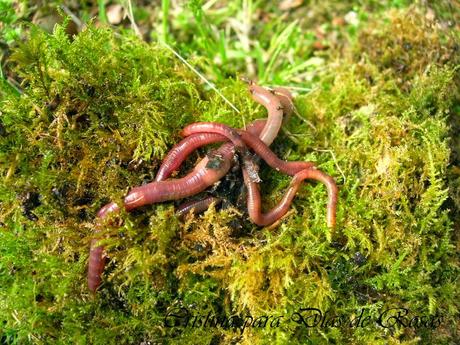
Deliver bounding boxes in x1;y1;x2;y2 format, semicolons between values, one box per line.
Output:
124;144;235;209
181;123;336;227
88;201;120;292
180;122;317;175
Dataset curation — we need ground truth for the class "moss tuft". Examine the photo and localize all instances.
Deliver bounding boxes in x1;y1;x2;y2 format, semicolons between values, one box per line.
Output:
0;6;459;345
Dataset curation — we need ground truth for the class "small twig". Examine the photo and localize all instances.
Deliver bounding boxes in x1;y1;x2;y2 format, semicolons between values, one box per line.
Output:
268;85;315;92
125;0;142;38
313;148;346;183
60;5;84;29
291;104;316;130
6;77;23;95
281;127;300;144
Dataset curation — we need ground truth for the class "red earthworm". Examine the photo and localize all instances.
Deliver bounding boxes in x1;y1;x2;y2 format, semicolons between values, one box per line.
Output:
123;122;260;211
180;122;316;176
155;119;267;182
236;130;315;175
154;81;288;184
88;243;105;292
88;122;255;292
88;85;293;292
88;144;235;292
88;201;120;292
243;165;338;227
248;83;284;145
176;196;222;220
154;133;226;182
180;122;248;152
123;143;237;210
161;120;268;220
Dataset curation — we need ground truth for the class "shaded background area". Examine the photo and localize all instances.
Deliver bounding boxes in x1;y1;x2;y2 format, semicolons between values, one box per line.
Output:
0;1;459;344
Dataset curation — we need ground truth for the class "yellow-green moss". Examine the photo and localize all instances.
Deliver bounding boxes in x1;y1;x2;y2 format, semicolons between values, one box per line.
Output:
0;6;459;345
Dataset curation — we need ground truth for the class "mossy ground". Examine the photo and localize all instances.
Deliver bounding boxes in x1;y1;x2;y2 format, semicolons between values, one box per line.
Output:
0;2;459;344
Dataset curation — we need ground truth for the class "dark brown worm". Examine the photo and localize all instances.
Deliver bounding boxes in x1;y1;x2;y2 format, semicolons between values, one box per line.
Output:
243;165;338;227
176;196;222;220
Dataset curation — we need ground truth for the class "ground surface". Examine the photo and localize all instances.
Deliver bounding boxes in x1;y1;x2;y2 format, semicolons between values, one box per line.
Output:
0;1;459;344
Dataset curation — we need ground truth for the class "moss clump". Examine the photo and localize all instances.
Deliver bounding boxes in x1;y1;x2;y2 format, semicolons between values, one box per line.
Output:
353;7;459;90
0;6;459;345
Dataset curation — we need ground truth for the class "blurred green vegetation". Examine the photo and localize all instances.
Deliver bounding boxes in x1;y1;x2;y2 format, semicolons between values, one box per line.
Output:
0;0;459;344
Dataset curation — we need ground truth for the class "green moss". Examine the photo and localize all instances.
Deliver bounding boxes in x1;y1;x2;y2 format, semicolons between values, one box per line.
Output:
0;6;459;345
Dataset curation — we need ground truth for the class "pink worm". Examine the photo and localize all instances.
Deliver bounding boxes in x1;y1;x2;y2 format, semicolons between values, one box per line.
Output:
154;81;286;183
154;119;267;181
248;83;285;145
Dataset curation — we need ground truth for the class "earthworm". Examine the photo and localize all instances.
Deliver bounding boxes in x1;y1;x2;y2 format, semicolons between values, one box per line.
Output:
248;83;284;145
88;242;105;292
154;133;226;182
236;130;315;175
88;85;296;292
180;122;316;176
243;165;338;227
154;81;288;184
179;122;260;183
88;201;120;292
88;122;253;292
155;119;267;182
123;143;237;210
88;144;235;292
123;122;261;211
176;196;222;220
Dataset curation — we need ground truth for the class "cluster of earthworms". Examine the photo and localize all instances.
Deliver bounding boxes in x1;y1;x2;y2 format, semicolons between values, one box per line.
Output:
88;82;338;292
